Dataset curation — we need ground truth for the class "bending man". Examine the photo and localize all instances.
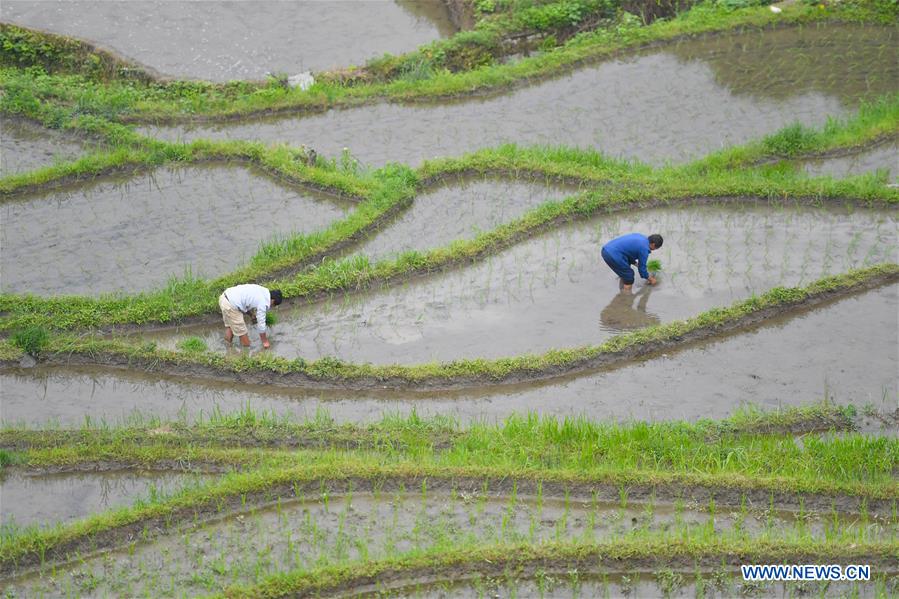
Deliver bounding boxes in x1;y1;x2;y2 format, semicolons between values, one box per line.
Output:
601;233;663;292
219;284;283;349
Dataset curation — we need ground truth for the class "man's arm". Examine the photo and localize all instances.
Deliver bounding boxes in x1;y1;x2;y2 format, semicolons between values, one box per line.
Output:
255;305;267;334
256;304;270;349
637;247;650;280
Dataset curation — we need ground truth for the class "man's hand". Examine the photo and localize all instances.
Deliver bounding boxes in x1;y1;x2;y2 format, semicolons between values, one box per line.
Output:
647;275;657;285
260;332;271;349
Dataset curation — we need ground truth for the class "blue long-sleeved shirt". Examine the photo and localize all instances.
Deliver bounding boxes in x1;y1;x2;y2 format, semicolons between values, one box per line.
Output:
602;233;652;280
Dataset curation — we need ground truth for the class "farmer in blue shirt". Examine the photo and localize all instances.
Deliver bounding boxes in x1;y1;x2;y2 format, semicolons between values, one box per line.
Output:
601;233;663;292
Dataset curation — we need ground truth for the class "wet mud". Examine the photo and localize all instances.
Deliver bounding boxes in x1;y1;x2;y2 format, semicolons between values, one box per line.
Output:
6;488;890;596
2;1;460;81
348;175;582;263
153;203;896;364
3;285;896;430
140;25;898;167
1;163;352;295
0;469;211;529
801;143;898;183
0;117;92;176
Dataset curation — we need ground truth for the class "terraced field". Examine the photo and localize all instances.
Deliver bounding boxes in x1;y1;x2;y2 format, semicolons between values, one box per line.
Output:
1;0;897;597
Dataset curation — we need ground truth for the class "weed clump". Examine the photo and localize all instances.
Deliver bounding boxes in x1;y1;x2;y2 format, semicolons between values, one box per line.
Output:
177;336;208;353
11;326;49;355
647;259;662;272
762;123;820;157
266;312;278;327
0;449;16;468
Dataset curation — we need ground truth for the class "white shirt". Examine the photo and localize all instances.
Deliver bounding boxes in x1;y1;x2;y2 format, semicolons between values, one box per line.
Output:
224;284;270;333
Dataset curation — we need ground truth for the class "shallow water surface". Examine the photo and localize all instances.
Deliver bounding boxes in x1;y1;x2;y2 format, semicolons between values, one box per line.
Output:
141;25;898;167
1;163;352;295
2;0;460;81
2;286;896;428
0;117;91;175
801;143;898;182
0;469;211;529
158;203;896;364
6;490;884;596
349;175;582;262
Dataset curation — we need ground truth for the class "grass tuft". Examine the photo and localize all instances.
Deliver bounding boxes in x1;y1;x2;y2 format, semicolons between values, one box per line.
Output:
10;326;49;355
176;336;208;353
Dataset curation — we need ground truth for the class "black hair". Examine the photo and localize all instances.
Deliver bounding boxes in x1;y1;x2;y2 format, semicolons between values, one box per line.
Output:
648;234;663;248
270;289;283;306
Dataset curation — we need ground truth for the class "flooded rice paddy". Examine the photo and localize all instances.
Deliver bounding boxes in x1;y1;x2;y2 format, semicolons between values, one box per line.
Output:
1;163;352;295
141;25;898;167
2;8;897;597
0;117;92;176
5;489;891;596
801;143;898;183
348;175;582;263
359;570;899;599
0;469;212;529
1;0;461;81
156;203;896;364
4;285;896;427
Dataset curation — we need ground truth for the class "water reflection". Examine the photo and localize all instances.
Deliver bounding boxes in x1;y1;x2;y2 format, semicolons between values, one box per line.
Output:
599;285;660;331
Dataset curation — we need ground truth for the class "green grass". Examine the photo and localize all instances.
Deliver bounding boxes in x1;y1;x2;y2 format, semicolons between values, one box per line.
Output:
218;537;899;599
694;95;899;170
0;4;894;590
2;435;896;570
1;1;893;122
4;265;894;386
1;144;895;333
10;325;49;355
0;401;862;460
177;336;208;353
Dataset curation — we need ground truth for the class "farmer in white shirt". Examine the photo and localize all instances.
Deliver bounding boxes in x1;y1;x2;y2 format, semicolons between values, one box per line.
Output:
218;284;283;349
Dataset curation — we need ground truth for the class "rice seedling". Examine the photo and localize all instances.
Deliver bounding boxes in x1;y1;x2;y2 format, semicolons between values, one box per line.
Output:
2;6;896;596
177;336;208;353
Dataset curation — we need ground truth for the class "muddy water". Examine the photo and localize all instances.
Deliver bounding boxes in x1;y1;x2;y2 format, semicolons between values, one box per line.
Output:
0;117;92;176
2;286;896;428
0;163;352;296
0;469;211;529
6;490;887;596
155;203;896;364
349;175;582;262
1;1;459;81
140;25;898;167
802;143;898;183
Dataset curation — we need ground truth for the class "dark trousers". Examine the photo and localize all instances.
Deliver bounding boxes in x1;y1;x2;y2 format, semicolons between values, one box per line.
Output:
601;247;634;284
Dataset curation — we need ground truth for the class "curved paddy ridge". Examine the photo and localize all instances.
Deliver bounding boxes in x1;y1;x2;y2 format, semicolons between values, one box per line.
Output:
0;163;353;295
1;0;461;81
5;485;892;597
800;142;898;183
3;284;896;427
345;174;583;264
140;25;898;167
0;469;214;530
0;116;93;177
346;569;899;599
150;202;897;364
